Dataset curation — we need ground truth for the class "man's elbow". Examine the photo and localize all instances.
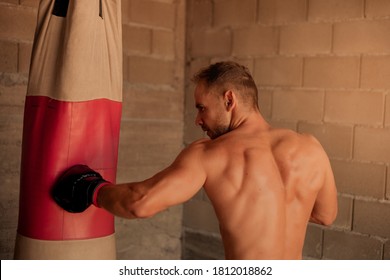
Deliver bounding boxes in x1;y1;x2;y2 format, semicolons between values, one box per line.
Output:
131;208;155;219
315;215;336;226
129;200;158;219
310;210;337;226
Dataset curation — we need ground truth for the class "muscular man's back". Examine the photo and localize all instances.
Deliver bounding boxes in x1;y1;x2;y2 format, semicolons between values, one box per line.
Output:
200;126;332;259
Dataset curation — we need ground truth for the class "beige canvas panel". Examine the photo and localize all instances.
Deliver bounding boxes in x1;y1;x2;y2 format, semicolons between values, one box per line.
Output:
14;233;116;260
27;0;122;102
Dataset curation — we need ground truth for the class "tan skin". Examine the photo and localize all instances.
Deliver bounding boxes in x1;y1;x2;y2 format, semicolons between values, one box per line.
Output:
97;81;338;260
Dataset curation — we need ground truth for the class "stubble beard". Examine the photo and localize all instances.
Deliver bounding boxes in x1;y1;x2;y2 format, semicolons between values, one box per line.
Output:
207;124;230;139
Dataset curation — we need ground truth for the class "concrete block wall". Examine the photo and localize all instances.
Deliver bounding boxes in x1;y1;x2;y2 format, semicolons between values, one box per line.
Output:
117;0;185;260
0;0;37;260
183;0;390;260
2;0;389;260
0;0;185;260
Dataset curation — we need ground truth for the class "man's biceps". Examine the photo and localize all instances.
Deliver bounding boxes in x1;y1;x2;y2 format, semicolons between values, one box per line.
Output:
174;162;206;182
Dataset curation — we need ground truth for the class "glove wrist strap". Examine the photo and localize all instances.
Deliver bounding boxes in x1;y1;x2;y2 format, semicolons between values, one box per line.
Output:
92;182;110;207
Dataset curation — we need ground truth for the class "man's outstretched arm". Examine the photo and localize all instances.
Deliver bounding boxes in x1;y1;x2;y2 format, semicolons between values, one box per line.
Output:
52;141;207;219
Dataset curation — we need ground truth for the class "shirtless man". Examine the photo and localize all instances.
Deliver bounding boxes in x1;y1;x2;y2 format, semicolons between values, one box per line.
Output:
52;61;338;259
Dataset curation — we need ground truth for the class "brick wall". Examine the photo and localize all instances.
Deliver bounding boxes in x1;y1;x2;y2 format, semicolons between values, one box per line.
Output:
0;0;185;260
117;0;185;260
1;0;389;260
183;0;390;260
0;0;37;260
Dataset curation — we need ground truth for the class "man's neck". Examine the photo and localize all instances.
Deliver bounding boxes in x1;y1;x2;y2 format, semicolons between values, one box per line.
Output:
230;109;269;132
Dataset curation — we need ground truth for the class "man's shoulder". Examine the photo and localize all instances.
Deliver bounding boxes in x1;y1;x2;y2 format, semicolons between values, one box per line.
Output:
186;138;210;151
270;128;325;156
180;138;210;157
185;137;231;163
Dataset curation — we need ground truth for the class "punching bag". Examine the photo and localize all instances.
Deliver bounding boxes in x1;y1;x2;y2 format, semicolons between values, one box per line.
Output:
14;0;122;259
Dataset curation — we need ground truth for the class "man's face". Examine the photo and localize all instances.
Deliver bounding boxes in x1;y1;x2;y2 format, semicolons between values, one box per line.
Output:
194;82;230;139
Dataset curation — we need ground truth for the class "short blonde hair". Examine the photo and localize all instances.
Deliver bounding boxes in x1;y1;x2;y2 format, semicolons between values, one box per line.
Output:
192;61;258;109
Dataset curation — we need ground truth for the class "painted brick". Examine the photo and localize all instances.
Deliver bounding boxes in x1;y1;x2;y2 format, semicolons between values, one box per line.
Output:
0;197;19;260
129;0;175;29
0;0;18;4
280;23;332;55
19;0;38;7
366;0;390;18
298;123;353;159
154;0;175;3
0;41;17;72
303;224;323;259
214;0;256;27
191;188;205;202
236;59;255;75
361;56;390;89
122;87;182;120
258;0;307;24
0;168;20;199
117;120;182;182
272;89;324;121
254;57;303;87
174;0;185;69
121;0;131;23
354;127;390;163
18;42;32;74
385;240;390;260
353;199;390;237
334;20;390;54
331;160;386;199
232;26;278;56
0;105;23;135
333;195;353;230
182;229;224;260
185;59;210;144
187;0;212;29
115;206;182;260
0;5;36;41
308;0;364;22
191;28;231;58
323;229;382;259
0;110;23;188
304;57;360;88
184;113;204;145
122;25;151;54
188;58;211;80
386;95;390;127
213;0;257;26
269;120;298;131
183;199;220;234
152;30;175;59
122;56;129;84
387;167;390;200
127;56;175;86
0;82;27;107
258;89;272;119
324;90;385;125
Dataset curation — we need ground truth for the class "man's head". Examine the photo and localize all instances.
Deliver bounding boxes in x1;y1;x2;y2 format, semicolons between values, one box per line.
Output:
192;61;259;109
192;61;259;139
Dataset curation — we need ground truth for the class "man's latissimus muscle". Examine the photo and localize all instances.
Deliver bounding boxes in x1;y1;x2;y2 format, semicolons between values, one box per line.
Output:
271;130;337;258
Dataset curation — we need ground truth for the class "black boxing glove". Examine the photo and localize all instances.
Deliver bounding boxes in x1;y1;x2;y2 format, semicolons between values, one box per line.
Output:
52;164;110;213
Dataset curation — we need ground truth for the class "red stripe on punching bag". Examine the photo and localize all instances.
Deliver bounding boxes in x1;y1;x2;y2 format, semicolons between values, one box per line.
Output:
18;96;121;240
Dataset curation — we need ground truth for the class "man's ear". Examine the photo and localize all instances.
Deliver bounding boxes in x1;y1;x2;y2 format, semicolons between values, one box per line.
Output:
224;90;236;111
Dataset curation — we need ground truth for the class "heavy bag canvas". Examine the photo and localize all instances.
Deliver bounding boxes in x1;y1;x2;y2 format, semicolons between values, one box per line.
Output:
15;0;122;259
